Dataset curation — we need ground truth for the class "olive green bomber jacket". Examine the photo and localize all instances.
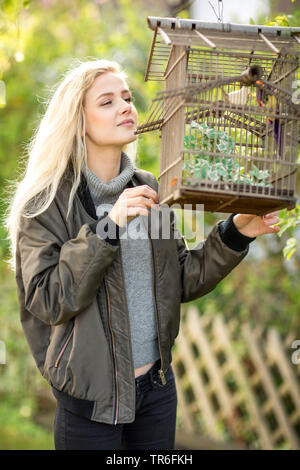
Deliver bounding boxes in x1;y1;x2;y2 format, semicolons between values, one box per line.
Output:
15;166;250;424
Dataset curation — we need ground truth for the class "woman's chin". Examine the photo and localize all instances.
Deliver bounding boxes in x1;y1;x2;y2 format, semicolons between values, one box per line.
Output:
124;133;138;144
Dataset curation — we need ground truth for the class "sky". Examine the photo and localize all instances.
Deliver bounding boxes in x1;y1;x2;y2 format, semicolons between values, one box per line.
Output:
190;0;270;24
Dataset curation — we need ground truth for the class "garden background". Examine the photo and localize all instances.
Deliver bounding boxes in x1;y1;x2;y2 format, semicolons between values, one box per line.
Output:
0;0;299;450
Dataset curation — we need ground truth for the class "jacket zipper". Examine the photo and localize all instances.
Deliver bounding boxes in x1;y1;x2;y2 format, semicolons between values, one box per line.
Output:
118;223;166;386
100;217;166;426
103;274;119;425
54;326;74;368
149;237;166;386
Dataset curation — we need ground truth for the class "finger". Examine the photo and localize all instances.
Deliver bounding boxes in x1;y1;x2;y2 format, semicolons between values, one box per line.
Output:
262;223;281;233
142;186;159;203
263;211;280;219
126;196;155;208
266;225;281;233
264;216;280;226
126;185;159;203
127;206;149;217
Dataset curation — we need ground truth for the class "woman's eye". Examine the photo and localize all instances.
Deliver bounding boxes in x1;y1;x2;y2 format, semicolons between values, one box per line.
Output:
101;97;133;106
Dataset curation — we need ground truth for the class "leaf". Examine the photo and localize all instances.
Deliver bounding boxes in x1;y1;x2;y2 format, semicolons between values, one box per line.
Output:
283;238;297;260
210;170;219;181
257;170;270;180
277;219;296;237
201;164;207;179
184;123;272;188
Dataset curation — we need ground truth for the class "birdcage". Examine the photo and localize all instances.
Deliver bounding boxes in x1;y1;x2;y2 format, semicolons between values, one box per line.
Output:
136;16;300;214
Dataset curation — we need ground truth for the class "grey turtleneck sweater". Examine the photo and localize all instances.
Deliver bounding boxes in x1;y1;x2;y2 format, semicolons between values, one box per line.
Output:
82;152;160;369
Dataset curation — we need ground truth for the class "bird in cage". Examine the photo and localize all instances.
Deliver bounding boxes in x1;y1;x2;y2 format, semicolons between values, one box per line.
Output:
256;80;282;157
221;86;250;106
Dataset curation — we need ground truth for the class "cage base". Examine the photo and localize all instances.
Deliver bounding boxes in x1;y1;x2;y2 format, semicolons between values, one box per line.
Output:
160;186;296;215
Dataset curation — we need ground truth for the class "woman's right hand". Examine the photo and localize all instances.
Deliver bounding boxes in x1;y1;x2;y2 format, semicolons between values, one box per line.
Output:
108;185;160;227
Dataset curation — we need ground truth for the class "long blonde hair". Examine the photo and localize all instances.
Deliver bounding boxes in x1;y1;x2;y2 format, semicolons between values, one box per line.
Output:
2;58;138;272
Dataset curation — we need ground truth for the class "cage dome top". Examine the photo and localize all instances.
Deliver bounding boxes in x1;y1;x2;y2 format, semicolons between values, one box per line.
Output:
147;16;300;38
145;16;300;82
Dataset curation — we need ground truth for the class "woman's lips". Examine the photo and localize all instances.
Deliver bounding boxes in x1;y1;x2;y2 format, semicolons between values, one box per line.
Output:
119;121;134;127
118;119;135;127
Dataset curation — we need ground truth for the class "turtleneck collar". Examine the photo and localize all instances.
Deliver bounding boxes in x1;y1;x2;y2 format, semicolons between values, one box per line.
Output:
82;150;135;206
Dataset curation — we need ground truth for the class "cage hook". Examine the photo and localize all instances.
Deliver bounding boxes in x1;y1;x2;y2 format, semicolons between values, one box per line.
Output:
175;17;182;29
208;0;224;23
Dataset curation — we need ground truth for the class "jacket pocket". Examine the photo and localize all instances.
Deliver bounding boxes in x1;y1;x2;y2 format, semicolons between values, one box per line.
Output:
54;325;74;369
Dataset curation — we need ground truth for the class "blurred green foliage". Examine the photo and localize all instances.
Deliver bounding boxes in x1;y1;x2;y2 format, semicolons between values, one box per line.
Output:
0;401;53;450
262;11;300;261
0;0;168;450
0;0;299;450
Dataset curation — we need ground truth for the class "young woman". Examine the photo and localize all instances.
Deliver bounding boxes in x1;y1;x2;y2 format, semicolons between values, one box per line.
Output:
4;59;280;450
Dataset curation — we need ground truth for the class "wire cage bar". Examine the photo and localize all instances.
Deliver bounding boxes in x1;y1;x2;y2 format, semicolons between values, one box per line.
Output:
137;17;300;214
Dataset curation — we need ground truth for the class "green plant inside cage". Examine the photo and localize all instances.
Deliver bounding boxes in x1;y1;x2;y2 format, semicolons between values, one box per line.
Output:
183;121;273;188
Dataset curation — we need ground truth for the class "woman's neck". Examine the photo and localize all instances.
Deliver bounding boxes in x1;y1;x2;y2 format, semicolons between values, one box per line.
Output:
82;151;135;207
86;144;122;183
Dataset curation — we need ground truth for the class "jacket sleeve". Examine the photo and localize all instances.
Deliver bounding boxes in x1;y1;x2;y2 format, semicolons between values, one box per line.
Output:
170;209;250;303
18;202;120;326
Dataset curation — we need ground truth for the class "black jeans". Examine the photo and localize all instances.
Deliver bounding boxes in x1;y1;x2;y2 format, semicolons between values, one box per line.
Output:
54;360;178;450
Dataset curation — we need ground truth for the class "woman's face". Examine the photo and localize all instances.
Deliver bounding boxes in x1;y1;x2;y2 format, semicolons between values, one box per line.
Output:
83;71;138;150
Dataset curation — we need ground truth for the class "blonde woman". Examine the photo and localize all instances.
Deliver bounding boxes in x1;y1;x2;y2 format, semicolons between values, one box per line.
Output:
4;58;280;450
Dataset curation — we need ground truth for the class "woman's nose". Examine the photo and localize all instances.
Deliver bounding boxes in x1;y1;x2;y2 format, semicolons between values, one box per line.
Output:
120;100;132;114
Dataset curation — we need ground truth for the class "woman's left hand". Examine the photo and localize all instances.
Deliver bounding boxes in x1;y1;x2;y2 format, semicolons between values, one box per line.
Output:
233;211;281;238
